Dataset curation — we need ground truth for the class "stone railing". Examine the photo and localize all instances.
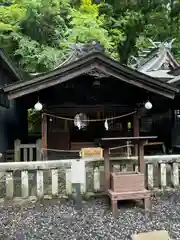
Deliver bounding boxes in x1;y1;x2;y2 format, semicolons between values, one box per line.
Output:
0;155;180;199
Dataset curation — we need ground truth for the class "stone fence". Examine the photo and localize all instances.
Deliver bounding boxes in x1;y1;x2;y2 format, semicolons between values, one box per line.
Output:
0;155;180;199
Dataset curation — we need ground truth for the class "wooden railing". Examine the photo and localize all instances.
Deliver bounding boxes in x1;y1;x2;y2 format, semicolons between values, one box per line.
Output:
14;139;42;161
4;150;14;162
0;155;180;199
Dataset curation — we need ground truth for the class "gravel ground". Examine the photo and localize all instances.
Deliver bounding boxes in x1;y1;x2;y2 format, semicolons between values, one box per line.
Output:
0;191;180;240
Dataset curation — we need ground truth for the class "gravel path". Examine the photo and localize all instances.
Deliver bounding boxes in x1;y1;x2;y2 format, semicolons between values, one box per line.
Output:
0;191;180;240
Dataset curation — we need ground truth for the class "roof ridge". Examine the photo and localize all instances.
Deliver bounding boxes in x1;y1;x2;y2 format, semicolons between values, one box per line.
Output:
29;41;107;78
128;39;177;70
128;39;179;72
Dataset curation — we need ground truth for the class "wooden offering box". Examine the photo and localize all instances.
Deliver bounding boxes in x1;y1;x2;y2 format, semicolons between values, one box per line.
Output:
110;172;145;192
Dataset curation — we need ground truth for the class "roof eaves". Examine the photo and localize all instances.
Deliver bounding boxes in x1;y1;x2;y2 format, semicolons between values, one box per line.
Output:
168;75;180;85
166;49;179;68
0;50;31;82
98;54;179;93
3;51;179;96
0;50;21;81
168;66;180;76
3;51;102;92
137;46;179;73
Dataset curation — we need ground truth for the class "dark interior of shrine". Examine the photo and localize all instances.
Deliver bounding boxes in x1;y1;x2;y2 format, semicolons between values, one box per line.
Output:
22;74;171;108
16;73;175;157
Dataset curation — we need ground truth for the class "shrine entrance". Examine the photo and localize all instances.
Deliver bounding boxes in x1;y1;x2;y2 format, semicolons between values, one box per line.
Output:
44;102;136;158
70;111;105;143
3;43;177;159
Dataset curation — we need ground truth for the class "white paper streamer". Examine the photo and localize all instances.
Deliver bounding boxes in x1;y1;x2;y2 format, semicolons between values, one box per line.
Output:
104;119;108;130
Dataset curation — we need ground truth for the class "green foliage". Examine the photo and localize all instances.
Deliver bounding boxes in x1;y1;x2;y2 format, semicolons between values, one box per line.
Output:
28;109;41;134
103;0;180;63
12;32;70;72
13;0;71;72
0;0;180;71
0;3;25;31
0;0;71;73
67;0;113;50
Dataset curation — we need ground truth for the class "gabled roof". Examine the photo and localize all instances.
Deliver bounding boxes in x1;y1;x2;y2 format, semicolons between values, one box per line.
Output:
138;44;179;72
3;45;178;100
29;41;105;77
128;40;179;81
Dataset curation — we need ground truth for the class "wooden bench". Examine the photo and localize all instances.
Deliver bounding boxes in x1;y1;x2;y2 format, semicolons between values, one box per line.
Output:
131;230;171;240
108;189;151;217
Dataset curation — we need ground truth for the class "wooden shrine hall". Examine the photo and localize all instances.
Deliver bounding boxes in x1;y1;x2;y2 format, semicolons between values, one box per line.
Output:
3;41;179;215
3;41;178;159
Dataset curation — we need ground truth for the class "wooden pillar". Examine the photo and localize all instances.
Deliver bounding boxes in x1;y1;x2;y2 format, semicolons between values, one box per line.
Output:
104;147;110;191
97;111;101;119
41;113;47;160
138;141;145;173
133;113;139;155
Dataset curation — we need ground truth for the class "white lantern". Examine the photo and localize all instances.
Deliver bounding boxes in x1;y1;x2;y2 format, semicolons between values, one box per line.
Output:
145;101;152;110
34;101;43;111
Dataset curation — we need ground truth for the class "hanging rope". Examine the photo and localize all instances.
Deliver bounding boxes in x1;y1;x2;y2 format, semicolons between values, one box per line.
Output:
42;110;136;122
41;148;80;153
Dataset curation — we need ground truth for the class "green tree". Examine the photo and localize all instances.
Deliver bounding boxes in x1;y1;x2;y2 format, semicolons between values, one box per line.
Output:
0;1;25;54
13;0;71;73
67;0;113;51
103;0;180;63
1;0;180;72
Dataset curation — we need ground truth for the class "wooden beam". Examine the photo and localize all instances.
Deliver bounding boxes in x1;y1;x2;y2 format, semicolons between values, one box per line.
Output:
46;104;132;115
7;64;94;99
41;113;47;160
138;140;147;173
133;112;139;155
96;63;175;99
